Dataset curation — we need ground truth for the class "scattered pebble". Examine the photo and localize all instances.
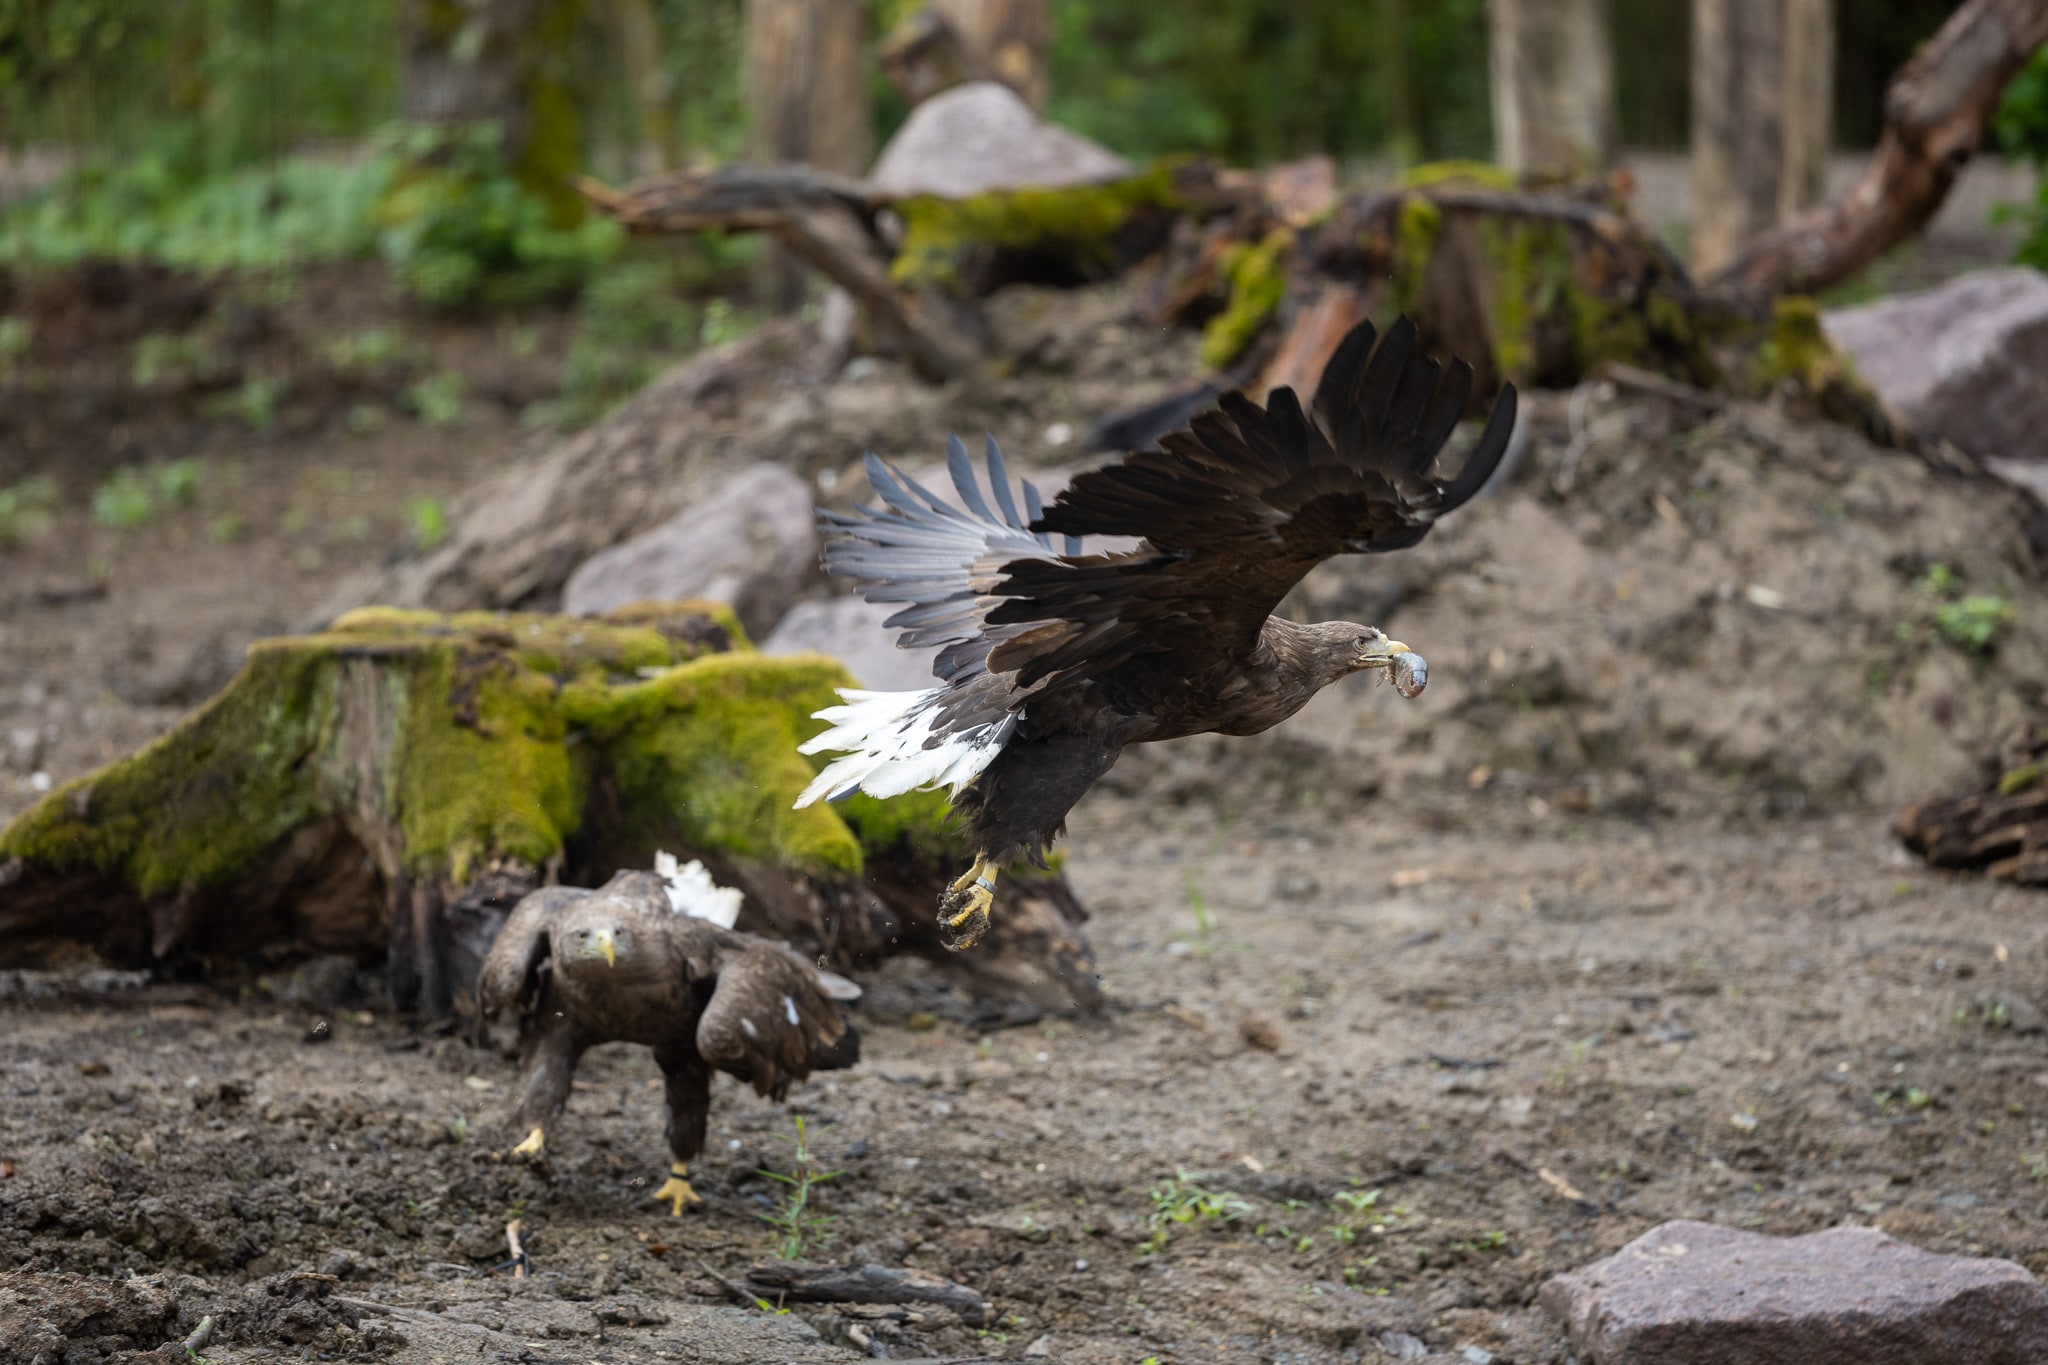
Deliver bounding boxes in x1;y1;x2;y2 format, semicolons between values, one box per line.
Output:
1240;1014;1285;1053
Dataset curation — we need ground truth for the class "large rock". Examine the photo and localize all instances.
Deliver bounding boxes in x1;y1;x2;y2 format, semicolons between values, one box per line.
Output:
1539;1220;2048;1364
868;81;1131;199
763;595;942;691
562;463;818;637
1822;267;2048;463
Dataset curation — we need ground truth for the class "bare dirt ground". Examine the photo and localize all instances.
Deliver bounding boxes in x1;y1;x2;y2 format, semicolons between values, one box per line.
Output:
5;261;2048;1364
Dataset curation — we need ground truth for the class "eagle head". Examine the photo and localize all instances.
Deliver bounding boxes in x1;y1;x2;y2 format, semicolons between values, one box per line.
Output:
565;923;631;970
1339;626;1425;697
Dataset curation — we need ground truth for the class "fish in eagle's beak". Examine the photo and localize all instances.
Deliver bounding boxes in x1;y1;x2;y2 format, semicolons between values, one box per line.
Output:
1358;637;1428;699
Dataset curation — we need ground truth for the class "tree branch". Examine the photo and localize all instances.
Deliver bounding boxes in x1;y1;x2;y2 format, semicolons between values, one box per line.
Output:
1706;0;2048;310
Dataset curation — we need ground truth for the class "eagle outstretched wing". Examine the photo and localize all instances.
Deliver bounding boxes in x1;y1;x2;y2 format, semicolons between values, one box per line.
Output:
986;316;1517;686
819;435;1076;692
696;936;858;1100
815;316;1515;704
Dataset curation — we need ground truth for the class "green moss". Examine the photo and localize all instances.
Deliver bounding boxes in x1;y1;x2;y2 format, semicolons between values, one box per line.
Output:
1999;762;2042;798
395;644;582;882
568;651;871;879
1396;160;1518;192
0;604;879;904
1392;195;1442;316
0;645;336;897
890;164;1181;293
1751;296;1838;391
329;602;741;680
1476;217;1572;380
834;787;960;866
1200;227;1293;370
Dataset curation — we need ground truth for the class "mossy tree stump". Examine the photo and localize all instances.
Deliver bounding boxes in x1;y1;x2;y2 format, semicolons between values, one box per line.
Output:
0;603;1096;1016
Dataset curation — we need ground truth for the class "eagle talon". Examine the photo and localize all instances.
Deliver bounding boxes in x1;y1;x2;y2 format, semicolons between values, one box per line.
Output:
938;880;995;951
510;1126;546;1160
653;1161;701;1216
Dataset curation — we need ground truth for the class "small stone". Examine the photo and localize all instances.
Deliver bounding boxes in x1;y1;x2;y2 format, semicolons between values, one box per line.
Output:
1540;1219;2048;1364
1239;1013;1285;1053
868;81;1131;200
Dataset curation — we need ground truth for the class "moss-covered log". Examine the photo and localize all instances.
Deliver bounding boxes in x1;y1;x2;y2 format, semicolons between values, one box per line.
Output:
0;603;1096;1016
1897;728;2048;887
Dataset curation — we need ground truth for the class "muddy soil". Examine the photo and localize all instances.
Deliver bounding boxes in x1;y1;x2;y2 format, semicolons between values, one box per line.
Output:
5;270;2048;1363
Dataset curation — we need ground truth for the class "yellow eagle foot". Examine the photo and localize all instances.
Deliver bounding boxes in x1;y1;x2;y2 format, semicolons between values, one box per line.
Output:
510;1126;546;1159
653;1161;701;1216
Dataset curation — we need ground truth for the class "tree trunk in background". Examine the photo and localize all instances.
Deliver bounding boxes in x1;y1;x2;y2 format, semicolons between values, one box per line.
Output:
1379;0;1422;164
604;0;681;171
744;0;872;310
879;1;1051;114
932;0;1051;110
1487;0;1615;176
399;0;587;222
1690;0;1834;276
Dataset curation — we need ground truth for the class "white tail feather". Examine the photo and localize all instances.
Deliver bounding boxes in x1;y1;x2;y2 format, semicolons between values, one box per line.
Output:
794;687;1011;808
653;851;743;929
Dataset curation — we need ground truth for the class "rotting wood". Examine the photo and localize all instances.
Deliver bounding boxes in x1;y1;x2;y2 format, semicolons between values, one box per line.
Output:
1897;729;2048;887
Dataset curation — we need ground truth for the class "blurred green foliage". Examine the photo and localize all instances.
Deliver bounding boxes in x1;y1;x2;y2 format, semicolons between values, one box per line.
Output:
374;122;623;308
1995;45;2048;270
1048;0;1490;165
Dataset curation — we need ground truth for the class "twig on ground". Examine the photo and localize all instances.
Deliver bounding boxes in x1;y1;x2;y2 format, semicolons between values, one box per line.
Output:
696;1258;778;1311
503;1219;530;1279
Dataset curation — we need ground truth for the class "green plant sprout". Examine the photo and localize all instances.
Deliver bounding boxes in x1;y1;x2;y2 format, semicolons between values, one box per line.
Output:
760;1116;843;1260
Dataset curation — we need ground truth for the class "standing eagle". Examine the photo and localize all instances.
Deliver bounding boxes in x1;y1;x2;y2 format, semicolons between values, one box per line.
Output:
794;317;1517;949
477;866;860;1214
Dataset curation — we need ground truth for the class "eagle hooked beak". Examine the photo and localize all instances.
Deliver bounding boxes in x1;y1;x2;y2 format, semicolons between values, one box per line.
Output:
1356;636;1412;670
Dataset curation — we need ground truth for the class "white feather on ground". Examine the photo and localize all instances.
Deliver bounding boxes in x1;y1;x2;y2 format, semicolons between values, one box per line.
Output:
653;851;744;929
793;686;1012;808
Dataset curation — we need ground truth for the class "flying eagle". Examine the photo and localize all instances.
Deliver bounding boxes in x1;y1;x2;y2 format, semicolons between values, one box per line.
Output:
794;317;1517;949
477;864;860;1214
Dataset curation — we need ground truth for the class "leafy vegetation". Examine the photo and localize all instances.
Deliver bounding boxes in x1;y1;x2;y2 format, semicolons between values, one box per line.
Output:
0;476;59;550
91;461;207;530
1140;1171;1252;1254
1995;45;2048;269
1048;0;1490;164
1914;564;2012;656
760;1116;843;1259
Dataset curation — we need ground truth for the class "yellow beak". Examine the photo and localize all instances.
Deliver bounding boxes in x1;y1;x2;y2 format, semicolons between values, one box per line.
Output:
593;927;617;968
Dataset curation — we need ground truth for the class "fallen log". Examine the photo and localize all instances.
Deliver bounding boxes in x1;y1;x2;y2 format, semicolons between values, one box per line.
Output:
739;1260;991;1326
1897;728;2048;887
0;602;1098;1016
